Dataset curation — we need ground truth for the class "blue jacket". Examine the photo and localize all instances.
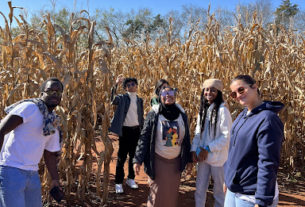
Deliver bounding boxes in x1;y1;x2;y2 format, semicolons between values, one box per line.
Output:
108;86;144;137
224;101;284;207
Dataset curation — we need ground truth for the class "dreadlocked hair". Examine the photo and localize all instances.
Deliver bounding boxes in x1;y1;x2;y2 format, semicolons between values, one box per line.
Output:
199;88;224;138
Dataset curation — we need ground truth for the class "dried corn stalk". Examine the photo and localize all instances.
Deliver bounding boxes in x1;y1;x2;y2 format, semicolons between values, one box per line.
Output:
0;6;304;206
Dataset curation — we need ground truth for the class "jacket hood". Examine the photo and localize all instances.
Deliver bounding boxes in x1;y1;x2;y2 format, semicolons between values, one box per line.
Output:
152;103;185;114
249;101;284;115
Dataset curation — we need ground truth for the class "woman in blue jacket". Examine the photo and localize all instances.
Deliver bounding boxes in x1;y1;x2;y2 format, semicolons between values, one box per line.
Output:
224;75;284;207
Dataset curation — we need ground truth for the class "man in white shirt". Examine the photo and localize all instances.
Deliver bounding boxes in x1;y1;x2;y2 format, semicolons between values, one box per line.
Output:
0;78;63;207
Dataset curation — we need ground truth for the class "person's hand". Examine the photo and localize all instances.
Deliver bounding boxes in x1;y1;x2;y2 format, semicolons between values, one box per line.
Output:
223;183;227;194
186;163;193;174
51;180;61;189
192;152;198;162
108;132;119;141
198;148;208;162
116;74;124;85
133;163;141;176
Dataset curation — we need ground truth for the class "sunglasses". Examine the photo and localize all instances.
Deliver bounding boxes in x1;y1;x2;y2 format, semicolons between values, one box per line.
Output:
160;90;175;97
230;87;245;99
44;90;62;96
126;82;136;88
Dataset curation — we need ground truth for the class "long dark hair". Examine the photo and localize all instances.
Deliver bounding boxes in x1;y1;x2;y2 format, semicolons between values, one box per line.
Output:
199;88;224;138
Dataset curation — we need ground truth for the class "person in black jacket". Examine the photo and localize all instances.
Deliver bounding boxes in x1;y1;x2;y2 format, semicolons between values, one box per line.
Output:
133;86;192;207
109;75;144;194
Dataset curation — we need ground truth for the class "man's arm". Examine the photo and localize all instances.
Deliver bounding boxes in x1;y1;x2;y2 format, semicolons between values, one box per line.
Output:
0;115;23;150
111;75;125;105
44;150;60;188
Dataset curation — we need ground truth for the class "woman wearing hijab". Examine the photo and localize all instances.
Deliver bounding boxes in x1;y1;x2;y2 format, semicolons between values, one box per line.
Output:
133;86;192;207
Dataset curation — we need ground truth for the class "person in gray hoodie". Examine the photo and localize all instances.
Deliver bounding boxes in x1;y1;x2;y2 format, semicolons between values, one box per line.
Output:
224;75;284;207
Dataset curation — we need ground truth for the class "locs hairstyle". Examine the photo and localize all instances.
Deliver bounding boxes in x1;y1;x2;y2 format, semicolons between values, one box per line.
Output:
199;88;224;138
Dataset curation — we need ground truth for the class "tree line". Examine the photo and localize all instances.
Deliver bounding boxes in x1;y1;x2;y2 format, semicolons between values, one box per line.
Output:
7;0;305;46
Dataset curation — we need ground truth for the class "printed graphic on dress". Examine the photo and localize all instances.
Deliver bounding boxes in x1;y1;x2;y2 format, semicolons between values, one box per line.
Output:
162;120;179;147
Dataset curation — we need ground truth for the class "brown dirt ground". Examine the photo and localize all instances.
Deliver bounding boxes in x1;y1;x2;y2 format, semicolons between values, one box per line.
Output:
48;140;305;207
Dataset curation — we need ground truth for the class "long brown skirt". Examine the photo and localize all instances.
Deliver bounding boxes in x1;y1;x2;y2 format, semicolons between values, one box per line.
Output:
147;153;181;207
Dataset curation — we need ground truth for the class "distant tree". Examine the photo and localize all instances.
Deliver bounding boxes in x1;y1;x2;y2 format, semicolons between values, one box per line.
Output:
294;10;305;33
94;8;129;45
237;0;273;28
180;5;207;38
164;10;184;39
53;8;70;32
30;8;71;32
274;0;299;29
122;10;166;41
164;5;207;41
122;18;145;39
150;14;167;32
214;8;235;29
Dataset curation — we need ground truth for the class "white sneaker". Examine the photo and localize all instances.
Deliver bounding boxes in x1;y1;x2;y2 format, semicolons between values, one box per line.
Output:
126;178;138;189
115;184;124;194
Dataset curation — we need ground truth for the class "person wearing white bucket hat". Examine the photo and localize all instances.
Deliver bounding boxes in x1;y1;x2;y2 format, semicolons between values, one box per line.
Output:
191;78;232;207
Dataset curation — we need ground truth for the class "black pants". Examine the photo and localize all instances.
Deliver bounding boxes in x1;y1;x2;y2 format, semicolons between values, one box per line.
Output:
115;126;140;184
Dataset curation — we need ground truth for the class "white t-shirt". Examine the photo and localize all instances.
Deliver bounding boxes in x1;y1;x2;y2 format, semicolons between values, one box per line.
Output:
155;114;185;159
236;181;279;205
0;102;61;171
123;92;139;127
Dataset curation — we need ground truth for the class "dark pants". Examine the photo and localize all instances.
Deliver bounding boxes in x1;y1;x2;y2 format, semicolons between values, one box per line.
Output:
115;126;140;184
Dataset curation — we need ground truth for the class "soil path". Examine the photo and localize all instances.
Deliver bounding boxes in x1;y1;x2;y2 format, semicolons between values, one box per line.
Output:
50;140;305;206
106;140;305;207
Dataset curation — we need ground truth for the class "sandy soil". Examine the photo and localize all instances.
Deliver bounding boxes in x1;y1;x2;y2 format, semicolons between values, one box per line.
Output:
104;140;305;207
48;140;305;207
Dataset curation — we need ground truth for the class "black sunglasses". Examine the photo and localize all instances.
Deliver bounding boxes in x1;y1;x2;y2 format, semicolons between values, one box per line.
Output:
126;82;136;88
230;87;245;99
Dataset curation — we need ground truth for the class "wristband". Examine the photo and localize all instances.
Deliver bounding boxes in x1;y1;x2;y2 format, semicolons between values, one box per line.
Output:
204;145;211;153
196;147;201;156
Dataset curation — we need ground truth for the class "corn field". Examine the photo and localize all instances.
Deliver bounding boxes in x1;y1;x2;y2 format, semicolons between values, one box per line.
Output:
0;7;304;206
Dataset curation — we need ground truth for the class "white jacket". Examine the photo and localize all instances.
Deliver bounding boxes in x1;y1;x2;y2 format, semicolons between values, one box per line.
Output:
191;103;232;166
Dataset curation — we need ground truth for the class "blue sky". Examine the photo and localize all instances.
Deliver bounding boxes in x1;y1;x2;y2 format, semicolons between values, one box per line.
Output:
0;0;304;26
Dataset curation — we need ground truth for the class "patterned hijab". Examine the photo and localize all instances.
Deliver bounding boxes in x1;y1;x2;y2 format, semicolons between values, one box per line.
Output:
5;98;61;136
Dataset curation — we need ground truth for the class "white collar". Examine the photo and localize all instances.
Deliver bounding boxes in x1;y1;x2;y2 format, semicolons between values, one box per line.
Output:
127;92;137;97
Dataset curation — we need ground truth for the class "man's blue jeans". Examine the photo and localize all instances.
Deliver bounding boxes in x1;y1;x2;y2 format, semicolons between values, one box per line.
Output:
0;165;42;207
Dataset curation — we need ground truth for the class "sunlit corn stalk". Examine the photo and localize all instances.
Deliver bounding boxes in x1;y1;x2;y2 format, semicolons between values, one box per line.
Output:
0;4;304;206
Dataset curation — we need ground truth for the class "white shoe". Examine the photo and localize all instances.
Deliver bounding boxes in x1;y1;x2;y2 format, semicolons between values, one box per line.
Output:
115;184;124;194
126;178;138;189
